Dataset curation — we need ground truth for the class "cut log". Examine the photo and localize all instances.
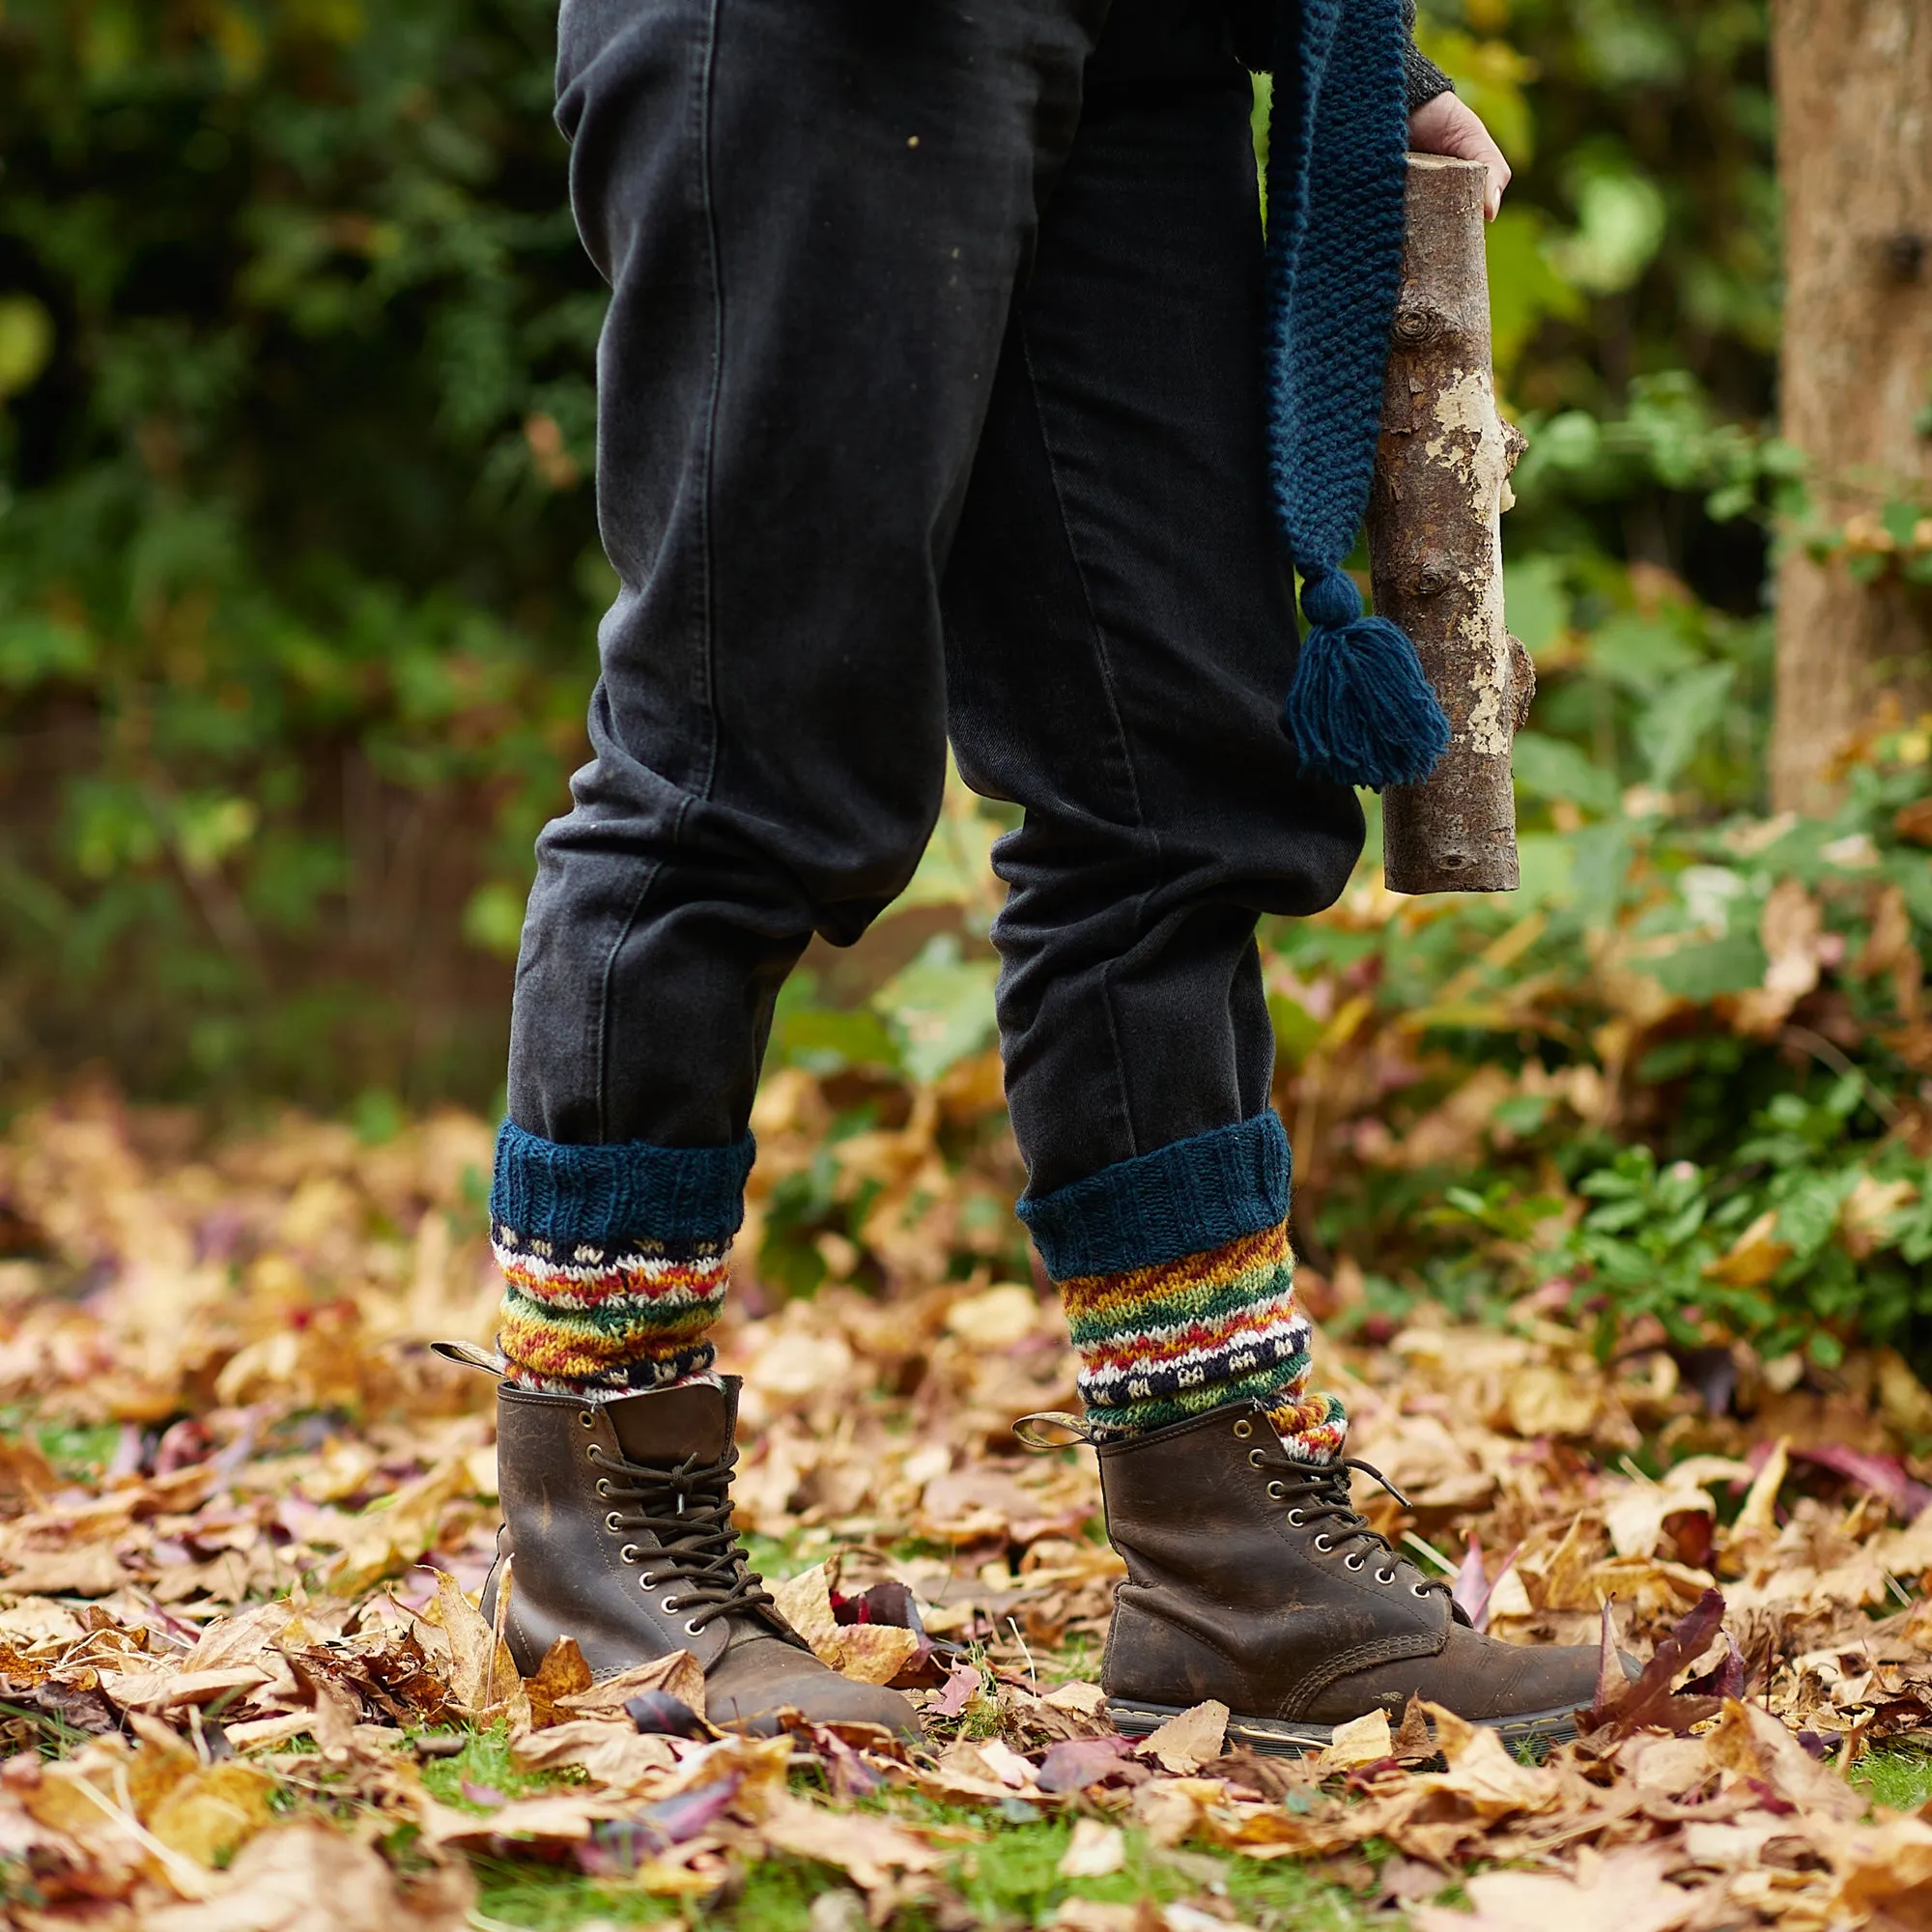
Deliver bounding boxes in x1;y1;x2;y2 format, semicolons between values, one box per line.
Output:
1369;154;1530;895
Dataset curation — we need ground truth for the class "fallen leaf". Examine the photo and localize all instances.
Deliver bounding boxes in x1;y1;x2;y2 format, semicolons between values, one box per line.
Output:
1137;1701;1228;1775
555;1649;705;1724
1413;1847;1702;1932
1057;1818;1126;1878
1314;1709;1392;1771
140;1821;473;1931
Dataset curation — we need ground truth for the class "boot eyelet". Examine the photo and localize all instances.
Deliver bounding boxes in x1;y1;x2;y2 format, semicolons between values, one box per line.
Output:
1377;1568;1396;1584
1286;1509;1305;1525
605;1511;623;1533
1313;1534;1333;1552
595;1478;612;1497
578;1411;596;1429
585;1444;602;1462
639;1572;657;1587
1412;1583;1431;1598
1233;1419;1253;1439
1266;1481;1286;1500
684;1619;704;1636
1247;1449;1265;1468
1344;1552;1365;1571
621;1545;640;1563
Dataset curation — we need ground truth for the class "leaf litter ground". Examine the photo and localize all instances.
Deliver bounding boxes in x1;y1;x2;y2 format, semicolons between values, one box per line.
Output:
4;1086;1932;1929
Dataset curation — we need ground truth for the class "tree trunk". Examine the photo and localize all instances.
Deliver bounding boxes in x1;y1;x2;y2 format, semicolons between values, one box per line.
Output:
1770;0;1932;812
1371;155;1533;895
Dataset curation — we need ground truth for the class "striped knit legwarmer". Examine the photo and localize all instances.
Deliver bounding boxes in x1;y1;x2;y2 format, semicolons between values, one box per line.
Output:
488;1122;755;1399
1017;1112;1346;1463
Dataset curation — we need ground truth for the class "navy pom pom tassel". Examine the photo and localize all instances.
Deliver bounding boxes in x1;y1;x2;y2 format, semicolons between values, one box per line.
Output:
1282;569;1450;791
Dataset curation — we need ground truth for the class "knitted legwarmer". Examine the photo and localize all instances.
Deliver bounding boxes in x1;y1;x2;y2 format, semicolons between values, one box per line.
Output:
1018;1113;1346;1462
488;1122;755;1398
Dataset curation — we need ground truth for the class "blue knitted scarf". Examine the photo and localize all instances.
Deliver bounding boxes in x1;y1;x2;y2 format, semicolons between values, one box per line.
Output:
1264;0;1450;792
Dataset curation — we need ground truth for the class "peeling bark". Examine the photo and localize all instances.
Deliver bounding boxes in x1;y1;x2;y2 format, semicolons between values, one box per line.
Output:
1370;155;1530;895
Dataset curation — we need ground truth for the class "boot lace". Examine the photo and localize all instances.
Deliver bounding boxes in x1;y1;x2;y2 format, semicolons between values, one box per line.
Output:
590;1440;777;1634
1255;1449;1452;1599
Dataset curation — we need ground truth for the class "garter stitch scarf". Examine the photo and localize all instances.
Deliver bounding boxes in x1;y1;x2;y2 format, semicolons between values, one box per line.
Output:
1264;0;1450;792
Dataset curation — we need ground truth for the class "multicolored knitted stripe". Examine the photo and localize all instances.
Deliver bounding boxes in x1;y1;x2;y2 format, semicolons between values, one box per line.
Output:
1060;1218;1345;1458
489;1122;753;1401
493;1225;730;1396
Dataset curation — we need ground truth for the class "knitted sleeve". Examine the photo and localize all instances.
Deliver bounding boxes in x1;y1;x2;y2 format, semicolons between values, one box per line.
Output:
1235;1;1454;107
1400;0;1455;109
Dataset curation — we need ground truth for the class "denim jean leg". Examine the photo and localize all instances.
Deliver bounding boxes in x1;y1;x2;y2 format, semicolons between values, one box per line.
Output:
509;0;1106;1150
943;0;1366;1199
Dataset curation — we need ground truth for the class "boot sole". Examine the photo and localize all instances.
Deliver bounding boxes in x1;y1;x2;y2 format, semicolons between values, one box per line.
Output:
1105;1698;1579;1759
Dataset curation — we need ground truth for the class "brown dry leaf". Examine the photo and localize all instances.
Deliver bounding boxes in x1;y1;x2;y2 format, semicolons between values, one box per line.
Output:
758;1791;948;1892
141;1821;473;1931
1413;1847;1705;1932
522;1632;593;1727
1418;1704;1564;1819
1827;1812;1932;1918
1138;1701;1228;1775
1700;1697;1861;1823
768;1560;922;1685
554;1647;705;1722
418;1790;622;1849
1312;1710;1392;1771
512;1717;683;1791
1;1543;130;1597
426;1566;528;1728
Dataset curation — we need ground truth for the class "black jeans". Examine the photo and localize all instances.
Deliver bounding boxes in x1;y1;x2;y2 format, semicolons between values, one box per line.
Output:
508;0;1364;1200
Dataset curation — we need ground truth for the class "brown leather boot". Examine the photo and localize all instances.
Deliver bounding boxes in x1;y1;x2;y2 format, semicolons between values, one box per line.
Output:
480;1373;916;1738
1091;1400;1607;1755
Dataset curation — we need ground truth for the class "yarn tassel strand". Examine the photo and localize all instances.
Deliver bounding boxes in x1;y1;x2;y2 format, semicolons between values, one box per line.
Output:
1282;567;1449;791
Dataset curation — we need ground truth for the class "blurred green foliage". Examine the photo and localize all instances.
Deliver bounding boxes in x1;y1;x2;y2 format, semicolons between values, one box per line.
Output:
0;0;604;1101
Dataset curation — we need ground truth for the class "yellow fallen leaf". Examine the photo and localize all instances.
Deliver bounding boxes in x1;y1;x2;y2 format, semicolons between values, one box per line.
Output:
1139;1700;1228;1775
146;1761;277;1867
1314;1708;1392;1770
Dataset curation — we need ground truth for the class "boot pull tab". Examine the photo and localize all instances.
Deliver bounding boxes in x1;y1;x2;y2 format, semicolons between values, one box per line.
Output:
431;1339;507;1378
1012;1411;1098;1452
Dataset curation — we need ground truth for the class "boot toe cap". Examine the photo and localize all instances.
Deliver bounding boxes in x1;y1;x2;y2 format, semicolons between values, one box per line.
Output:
705;1637;920;1740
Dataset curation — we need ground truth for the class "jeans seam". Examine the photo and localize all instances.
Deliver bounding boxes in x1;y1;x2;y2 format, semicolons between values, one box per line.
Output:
1016;310;1160;1163
589;2;724;1141
695;0;725;803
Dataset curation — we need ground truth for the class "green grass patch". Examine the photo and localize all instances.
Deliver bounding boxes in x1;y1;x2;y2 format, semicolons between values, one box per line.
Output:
1849;1743;1932;1813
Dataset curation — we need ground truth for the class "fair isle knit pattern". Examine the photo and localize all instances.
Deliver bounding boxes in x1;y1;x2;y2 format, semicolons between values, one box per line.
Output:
490;1122;754;1401
1018;1112;1347;1461
494;1225;728;1396
1061;1220;1344;1457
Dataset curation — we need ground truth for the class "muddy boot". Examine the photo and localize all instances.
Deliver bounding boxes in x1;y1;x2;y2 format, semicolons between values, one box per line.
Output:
479;1372;916;1738
1088;1400;1607;1755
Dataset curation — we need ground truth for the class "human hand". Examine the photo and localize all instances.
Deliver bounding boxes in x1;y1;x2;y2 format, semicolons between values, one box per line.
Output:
1407;93;1511;220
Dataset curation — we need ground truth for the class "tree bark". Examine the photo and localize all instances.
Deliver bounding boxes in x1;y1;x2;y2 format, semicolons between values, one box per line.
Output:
1770;0;1932;812
1371;155;1532;895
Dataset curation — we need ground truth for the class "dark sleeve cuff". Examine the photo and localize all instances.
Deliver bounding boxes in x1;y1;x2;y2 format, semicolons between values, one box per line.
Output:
1401;0;1456;110
1404;42;1455;109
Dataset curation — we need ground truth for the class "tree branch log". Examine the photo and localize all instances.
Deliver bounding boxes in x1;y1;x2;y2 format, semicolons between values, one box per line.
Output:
1370;155;1530;895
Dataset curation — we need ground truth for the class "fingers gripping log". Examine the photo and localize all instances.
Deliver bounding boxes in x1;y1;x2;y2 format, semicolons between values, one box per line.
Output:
1369;155;1533;895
